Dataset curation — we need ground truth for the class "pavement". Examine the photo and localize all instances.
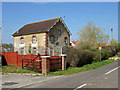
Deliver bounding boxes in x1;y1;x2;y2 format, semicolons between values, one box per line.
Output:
2;73;62;89
2;60;119;89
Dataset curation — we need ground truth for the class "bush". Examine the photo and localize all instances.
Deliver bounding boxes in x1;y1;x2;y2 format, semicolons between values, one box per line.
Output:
101;49;109;60
93;51;100;62
65;46;115;68
66;47;79;67
92;49;109;62
66;47;94;67
103;46;117;57
77;49;94;67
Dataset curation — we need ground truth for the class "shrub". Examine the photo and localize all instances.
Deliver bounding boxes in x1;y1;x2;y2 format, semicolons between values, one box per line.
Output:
92;49;109;62
66;47;79;67
103;46;117;57
93;51;100;62
101;49;109;60
118;44;120;51
77;49;94;67
65;46;114;68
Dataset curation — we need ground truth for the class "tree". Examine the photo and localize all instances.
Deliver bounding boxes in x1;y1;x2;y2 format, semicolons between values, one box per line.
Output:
78;21;110;49
110;39;118;46
110;39;119;51
2;43;13;49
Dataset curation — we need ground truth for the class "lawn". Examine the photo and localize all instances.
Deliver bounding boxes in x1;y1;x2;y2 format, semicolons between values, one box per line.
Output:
2;65;41;74
48;59;117;76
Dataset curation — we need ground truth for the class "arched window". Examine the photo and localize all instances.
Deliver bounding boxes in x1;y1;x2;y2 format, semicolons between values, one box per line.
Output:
20;37;24;44
50;35;54;43
33;36;36;43
65;37;67;44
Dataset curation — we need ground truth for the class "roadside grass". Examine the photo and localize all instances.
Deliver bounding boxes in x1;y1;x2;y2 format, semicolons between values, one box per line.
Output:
48;59;117;76
2;59;118;75
2;65;41;74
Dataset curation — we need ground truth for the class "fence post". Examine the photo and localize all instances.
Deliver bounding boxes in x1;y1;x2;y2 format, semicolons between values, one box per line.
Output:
41;56;50;74
16;51;18;66
22;56;24;69
61;54;67;70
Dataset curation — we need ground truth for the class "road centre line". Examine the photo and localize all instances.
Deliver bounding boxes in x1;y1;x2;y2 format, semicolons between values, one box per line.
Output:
74;84;87;90
105;66;120;75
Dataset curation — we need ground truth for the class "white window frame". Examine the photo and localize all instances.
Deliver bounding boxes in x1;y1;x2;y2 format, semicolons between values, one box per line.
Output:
33;36;36;43
21;37;24;44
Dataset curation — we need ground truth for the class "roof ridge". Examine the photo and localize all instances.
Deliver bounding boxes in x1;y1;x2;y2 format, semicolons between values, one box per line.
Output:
26;17;61;25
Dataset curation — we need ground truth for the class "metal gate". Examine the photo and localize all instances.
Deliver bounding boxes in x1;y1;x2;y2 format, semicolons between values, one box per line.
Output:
22;53;42;72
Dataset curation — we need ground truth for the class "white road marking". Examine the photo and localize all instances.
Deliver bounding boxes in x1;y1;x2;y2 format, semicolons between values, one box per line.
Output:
74;84;87;90
105;66;120;75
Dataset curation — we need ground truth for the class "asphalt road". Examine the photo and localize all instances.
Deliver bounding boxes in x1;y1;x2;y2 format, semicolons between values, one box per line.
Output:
23;60;119;89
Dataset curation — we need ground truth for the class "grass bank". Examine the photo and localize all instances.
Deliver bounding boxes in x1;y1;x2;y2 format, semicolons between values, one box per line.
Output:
2;65;41;74
2;59;118;75
48;59;117;76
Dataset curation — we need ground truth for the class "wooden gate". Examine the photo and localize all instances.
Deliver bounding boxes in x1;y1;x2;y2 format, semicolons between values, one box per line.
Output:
50;56;62;71
22;53;42;72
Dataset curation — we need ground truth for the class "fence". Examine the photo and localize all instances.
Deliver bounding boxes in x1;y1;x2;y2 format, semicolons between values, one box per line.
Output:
0;52;18;66
50;56;62;71
1;51;66;73
17;54;39;66
22;54;42;72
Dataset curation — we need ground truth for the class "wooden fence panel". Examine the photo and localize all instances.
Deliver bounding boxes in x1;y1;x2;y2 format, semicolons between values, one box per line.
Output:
0;52;18;66
1;52;63;73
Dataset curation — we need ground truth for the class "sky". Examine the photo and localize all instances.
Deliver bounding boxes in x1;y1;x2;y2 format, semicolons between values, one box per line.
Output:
2;2;118;44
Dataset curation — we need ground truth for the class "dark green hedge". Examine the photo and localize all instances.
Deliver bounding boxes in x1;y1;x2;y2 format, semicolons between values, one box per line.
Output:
65;45;118;67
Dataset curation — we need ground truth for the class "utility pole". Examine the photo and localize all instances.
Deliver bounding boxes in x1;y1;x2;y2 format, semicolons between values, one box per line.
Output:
111;28;113;44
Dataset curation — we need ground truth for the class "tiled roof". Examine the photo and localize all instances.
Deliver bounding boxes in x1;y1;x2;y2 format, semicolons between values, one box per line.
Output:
12;17;61;37
72;40;79;45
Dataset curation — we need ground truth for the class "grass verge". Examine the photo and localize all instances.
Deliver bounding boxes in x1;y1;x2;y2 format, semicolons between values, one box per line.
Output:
48;59;117;76
2;65;41;74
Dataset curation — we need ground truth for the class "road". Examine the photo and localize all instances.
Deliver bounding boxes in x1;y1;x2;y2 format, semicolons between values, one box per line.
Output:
23;60;119;89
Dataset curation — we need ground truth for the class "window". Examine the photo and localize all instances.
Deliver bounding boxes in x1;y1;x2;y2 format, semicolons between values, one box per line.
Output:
21;47;24;55
20;37;24;44
50;48;54;56
50;35;54;43
58;30;61;35
33;47;36;55
65;37;67;44
33;36;36;43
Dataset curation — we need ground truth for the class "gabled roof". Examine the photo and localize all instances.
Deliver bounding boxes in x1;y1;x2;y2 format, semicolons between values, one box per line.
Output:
12;17;71;37
72;40;79;45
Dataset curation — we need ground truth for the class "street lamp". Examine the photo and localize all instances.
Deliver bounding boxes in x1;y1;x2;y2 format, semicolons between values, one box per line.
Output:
111;28;113;44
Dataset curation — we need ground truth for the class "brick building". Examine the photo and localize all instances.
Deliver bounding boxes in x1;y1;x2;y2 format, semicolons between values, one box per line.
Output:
12;17;71;56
